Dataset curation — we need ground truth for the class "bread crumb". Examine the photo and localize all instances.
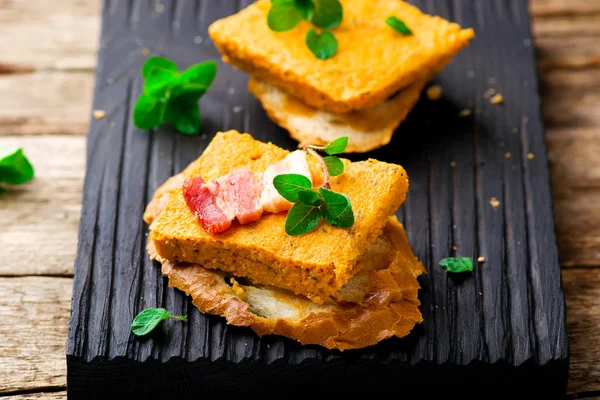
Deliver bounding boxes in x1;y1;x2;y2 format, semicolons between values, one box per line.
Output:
142;47;150;56
490;94;504;104
93;110;106;120
479;292;483;296
458;108;472;117
490;197;500;208
483;88;496;99
155;3;165;13
505;152;511;159
452;246;457;251
450;161;456;167
477;256;485;263
512;127;518;134
426;84;443;100
528;153;535;160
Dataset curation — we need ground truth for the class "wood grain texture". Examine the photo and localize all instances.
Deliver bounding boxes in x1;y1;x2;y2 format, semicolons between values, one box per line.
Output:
530;0;600;16
0;0;99;71
0;72;94;136
0;277;71;394
564;269;600;393
0;136;84;276
547;129;600;267
3;392;67;400
65;1;568;398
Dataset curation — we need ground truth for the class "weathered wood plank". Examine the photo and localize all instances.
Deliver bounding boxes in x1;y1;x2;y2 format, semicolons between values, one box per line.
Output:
547;128;600;267
0;0;99;71
540;69;600;129
530;0;600;16
0;277;71;394
0;135;84;276
0;72;94;135
564;268;600;394
536;36;600;71
4;392;67;400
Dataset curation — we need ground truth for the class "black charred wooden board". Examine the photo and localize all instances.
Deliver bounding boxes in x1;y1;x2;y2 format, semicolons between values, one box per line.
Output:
67;0;569;398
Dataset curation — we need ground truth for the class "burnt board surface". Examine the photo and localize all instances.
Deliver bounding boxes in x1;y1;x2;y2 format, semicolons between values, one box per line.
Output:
66;0;569;398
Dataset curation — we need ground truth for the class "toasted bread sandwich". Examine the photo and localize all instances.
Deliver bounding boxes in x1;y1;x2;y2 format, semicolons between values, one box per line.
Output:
144;131;426;350
209;0;474;113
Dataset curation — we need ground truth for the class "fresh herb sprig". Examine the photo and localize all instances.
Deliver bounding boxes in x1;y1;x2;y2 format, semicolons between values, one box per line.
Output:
385;16;413;35
440;257;474;273
133;56;217;135
273;137;353;236
267;0;342;60
0;148;34;188
131;308;187;336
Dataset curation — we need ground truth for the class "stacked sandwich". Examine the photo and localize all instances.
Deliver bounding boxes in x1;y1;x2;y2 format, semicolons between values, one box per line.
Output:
144;130;426;350
208;0;474;152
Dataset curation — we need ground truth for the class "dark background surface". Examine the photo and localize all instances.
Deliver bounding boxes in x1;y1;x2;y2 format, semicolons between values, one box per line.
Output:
66;0;568;398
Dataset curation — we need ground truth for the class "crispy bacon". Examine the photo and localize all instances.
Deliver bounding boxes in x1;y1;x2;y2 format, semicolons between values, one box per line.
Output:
182;151;312;234
182;177;232;234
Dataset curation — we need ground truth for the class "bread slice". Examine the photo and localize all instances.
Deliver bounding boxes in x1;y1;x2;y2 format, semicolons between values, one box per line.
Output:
209;0;474;113
248;77;426;153
148;131;409;304
149;218;425;351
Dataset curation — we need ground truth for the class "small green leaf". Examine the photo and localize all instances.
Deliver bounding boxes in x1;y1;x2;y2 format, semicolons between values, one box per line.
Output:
133;93;167;129
175;61;218;89
305;29;338;60
285;202;321;235
297;189;322;206
323;136;348;155
144;70;178;98
294;0;314;20
323;156;344;176
310;0;343;29
385;16;413;35
439;257;473;273
319;188;354;228
164;94;202;135
142;57;177;78
0;148;34;185
268;0;303;32
273;174;312;202
131;308;187;336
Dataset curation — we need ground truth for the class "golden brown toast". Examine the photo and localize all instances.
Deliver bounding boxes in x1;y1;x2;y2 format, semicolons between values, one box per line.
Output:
148;131;409;303
209;0;474;113
248;77;426;153
151;217;425;351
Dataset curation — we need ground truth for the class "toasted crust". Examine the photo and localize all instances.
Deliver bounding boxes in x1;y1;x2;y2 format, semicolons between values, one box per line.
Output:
149;131;409;303
159;217;425;351
209;0;474;113
248;78;426;153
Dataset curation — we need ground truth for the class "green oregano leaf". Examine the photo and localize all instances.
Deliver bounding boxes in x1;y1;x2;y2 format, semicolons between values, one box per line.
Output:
385;16;413;35
323;156;344;176
305;29;338;60
133;57;217;135
297;189;322;206
273;173;312;202
268;0;303;32
285;202;322;235
133;94;168;130
131;308;187;336
319;188;354;228
0;148;34;185
294;0;314;20
323;136;348;155
439;257;474;273
310;0;343;29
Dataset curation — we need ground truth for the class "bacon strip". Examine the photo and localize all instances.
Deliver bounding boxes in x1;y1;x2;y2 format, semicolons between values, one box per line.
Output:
183;152;312;234
182;177;232;234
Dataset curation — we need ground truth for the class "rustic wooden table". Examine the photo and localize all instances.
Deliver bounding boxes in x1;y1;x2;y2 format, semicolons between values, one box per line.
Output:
0;1;598;398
